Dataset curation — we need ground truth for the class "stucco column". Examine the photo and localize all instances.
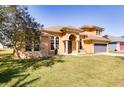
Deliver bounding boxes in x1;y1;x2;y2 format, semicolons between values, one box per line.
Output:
76;40;79;53
107;43;109;53
65;40;68;54
76;35;80;53
91;43;94;53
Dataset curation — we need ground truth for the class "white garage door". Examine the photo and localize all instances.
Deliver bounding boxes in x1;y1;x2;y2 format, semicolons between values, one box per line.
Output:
94;44;107;53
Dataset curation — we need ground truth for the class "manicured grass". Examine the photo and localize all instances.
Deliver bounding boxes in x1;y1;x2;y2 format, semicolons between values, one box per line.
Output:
110;50;124;54
1;49;124;86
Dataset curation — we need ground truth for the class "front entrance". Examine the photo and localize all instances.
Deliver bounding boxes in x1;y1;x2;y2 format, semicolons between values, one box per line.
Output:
68;40;72;53
68;35;76;54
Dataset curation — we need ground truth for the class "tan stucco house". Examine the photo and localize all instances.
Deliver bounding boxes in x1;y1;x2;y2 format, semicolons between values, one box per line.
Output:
14;25;110;59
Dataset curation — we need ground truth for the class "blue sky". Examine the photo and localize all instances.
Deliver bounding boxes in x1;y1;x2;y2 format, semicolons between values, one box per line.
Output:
28;5;124;36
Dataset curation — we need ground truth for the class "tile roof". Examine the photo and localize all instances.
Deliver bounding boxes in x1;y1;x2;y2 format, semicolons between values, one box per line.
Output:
80;25;104;31
84;36;110;41
43;26;82;33
43;26;63;33
42;32;50;36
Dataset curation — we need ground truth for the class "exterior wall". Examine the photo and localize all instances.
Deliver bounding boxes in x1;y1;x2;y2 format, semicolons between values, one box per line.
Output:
45;32;62;55
83;40;109;53
83;31;102;37
58;36;65;54
60;32;69;54
106;43;109;53
40;36;50;56
13;36;50;59
83;40;93;53
83;31;95;37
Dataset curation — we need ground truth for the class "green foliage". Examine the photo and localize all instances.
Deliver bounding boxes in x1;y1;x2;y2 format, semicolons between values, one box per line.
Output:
0;5;43;60
0;5;42;46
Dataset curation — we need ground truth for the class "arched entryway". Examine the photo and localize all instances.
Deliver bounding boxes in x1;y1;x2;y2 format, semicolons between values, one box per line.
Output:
68;34;76;53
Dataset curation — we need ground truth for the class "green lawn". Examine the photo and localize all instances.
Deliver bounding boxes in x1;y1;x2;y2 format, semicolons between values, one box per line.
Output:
1;49;124;87
110;50;124;54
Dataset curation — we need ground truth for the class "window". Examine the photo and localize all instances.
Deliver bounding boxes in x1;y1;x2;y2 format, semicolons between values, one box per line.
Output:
96;30;100;35
50;36;59;50
80;39;82;49
56;37;59;49
50;36;54;50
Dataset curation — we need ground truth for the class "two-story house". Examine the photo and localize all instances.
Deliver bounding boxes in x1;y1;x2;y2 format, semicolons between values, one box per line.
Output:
14;25;110;59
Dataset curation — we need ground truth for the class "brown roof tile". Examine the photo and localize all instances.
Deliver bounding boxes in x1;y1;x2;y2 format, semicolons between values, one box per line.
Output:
43;26;82;33
80;25;104;31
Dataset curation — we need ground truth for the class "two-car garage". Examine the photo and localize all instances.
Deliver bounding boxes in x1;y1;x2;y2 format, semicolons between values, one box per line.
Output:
83;36;110;53
94;43;107;53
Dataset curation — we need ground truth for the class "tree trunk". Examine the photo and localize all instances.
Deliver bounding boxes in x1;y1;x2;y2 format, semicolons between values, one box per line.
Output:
13;45;22;62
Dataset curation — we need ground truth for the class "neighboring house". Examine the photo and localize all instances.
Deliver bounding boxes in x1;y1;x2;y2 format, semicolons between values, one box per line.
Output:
104;35;124;51
14;25;110;59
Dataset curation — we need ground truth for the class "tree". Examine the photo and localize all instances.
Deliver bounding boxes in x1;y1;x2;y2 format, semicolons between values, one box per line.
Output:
0;5;43;61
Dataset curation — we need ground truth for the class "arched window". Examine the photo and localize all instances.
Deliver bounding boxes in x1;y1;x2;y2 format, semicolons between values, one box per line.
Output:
50;36;54;50
50;36;59;50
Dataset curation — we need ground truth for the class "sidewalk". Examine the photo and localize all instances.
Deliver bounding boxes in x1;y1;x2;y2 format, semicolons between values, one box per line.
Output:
94;52;124;58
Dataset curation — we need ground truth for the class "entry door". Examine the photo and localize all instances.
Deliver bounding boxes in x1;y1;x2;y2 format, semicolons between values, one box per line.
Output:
68;40;72;53
94;44;107;53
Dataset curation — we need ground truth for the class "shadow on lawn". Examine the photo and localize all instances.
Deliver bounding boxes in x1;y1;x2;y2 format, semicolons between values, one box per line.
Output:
21;55;65;70
0;67;21;83
12;73;40;87
0;54;65;86
0;67;40;87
